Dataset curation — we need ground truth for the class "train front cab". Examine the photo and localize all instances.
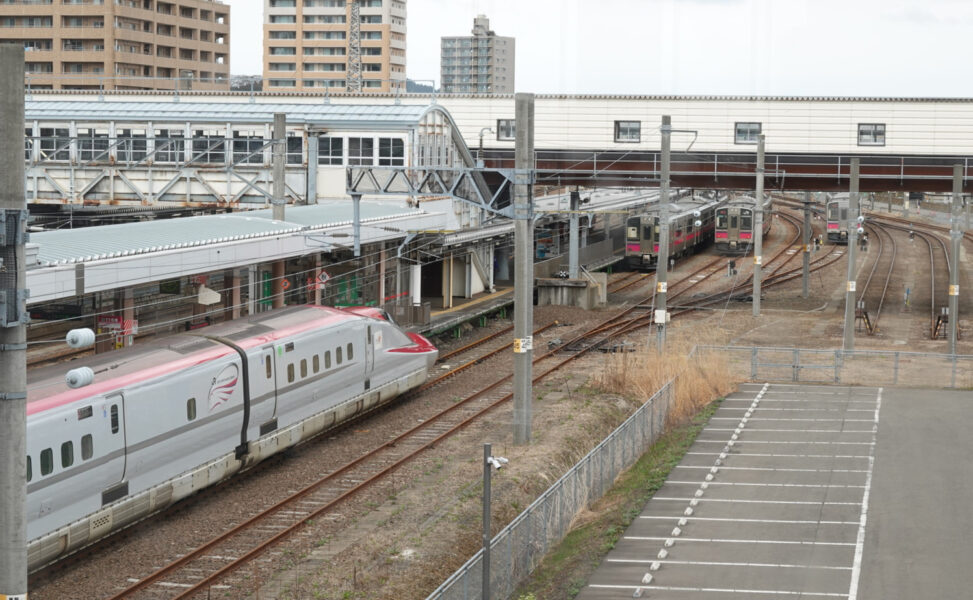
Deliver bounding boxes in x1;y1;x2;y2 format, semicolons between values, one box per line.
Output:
827;201;849;244
715;207;753;254
625;216;659;270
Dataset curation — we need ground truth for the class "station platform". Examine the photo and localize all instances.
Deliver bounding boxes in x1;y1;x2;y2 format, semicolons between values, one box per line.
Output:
414;286;514;337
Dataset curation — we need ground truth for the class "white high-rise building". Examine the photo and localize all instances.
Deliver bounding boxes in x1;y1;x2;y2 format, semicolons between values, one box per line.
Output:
441;15;514;94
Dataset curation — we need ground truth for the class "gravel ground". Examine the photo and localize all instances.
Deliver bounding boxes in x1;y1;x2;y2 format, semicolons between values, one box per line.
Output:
29;206;970;600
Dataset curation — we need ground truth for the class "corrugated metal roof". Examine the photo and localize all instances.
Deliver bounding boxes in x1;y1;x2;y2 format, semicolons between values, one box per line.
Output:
31;202;423;265
24;100;438;127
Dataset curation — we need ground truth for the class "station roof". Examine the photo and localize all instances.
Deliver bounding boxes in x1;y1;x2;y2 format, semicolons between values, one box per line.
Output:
24;100;440;128
31;202;423;266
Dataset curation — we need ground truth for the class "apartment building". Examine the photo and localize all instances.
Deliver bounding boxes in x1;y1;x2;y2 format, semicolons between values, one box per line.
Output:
441;15;514;95
0;0;229;91
263;0;406;93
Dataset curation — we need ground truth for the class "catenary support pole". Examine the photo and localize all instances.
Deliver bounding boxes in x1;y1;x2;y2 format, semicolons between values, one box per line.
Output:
843;159;861;351
513;93;535;445
0;43;28;600
753;134;765;316
482;443;492;600
803;191;811;299
655;116;672;352
949;165;962;355
351;192;361;257
568;189;580;278
272;113;286;222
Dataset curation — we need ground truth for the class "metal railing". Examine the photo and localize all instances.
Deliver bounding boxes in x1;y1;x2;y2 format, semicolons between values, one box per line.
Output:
426;381;674;600
695;345;973;389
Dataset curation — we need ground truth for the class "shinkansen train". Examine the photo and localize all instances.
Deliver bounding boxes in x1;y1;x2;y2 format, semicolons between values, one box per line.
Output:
826;193;856;244
714;194;773;254
625;193;724;270
25;305;437;570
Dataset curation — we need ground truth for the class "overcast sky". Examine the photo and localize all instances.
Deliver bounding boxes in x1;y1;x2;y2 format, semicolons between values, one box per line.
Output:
226;0;973;96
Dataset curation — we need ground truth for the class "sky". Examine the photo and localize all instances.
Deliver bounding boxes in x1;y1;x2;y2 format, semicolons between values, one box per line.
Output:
226;0;973;96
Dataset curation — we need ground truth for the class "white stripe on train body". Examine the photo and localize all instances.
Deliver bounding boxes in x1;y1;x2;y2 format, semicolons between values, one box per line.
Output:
24;305;437;571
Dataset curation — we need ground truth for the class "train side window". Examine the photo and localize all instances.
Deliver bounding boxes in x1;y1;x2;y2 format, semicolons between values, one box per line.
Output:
187;398;197;421
110;404;119;434
347;343;353;360
336;346;343;364
40;448;53;476
287;363;295;383
312;354;320;373
81;434;93;461
61;441;74;468
300;359;308;378
265;355;272;379
324;351;331;369
26;456;31;482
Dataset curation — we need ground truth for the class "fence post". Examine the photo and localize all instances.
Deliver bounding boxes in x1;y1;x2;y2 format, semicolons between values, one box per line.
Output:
893;352;900;385
792;348;800;382
750;347;758;379
834;350;841;384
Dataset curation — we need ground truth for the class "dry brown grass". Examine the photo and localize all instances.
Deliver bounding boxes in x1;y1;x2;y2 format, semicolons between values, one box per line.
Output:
593;342;741;427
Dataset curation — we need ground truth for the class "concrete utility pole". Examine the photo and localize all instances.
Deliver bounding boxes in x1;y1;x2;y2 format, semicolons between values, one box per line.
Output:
568;189;580;279
752;135;765;316
655;116;672;352
802;191;811;299
843;159;861;351
272;113;286;222
0;44;28;600
512;93;535;445
949;165;962;355
482;443;493;600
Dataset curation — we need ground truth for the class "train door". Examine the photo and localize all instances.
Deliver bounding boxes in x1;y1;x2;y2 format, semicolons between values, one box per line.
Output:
262;345;278;419
365;324;376;375
100;392;129;505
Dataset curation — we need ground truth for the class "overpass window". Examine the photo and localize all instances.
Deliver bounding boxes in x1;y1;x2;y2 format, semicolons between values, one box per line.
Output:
858;123;885;146
496;119;515;141
348;137;374;166
378;138;405;166
318;136;343;165
735;122;761;144
287;135;303;164
614;121;641;143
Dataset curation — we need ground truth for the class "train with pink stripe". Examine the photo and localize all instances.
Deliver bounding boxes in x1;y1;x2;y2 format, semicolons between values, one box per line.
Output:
24;305;437;571
624;193;725;270
714;194;773;254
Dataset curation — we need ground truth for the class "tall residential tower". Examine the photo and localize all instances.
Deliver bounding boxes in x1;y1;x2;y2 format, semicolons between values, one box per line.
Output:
440;15;514;94
263;0;406;93
0;0;230;91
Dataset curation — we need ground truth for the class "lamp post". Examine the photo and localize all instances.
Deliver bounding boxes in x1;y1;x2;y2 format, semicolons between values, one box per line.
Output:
478;127;494;168
483;443;508;600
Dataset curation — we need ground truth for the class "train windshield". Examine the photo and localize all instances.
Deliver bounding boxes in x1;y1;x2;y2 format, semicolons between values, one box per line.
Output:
828;203;840;220
626;217;640;240
716;211;727;228
741;210;752;230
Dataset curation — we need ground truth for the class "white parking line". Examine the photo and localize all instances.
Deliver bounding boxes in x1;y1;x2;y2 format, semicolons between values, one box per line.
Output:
710;417;873;422
687;451;870;459
694;439;873;445
652;496;862;506
675;465;868;473
706;428;874;433
848;388;881;600
718;407;874;413
625;536;855;547
588;584;849;597
608;558;853;570
640;516;859;525
665;480;865;489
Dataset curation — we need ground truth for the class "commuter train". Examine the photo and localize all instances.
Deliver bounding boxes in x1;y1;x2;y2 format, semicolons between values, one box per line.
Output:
826;193;855;244
25;305;437;570
714;194;773;254
625;193;724;270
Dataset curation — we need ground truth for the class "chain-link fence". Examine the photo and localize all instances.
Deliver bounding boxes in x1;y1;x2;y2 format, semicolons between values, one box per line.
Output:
695;345;973;389
426;382;674;600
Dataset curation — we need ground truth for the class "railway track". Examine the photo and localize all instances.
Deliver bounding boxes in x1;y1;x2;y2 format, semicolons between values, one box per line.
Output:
854;223;896;334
